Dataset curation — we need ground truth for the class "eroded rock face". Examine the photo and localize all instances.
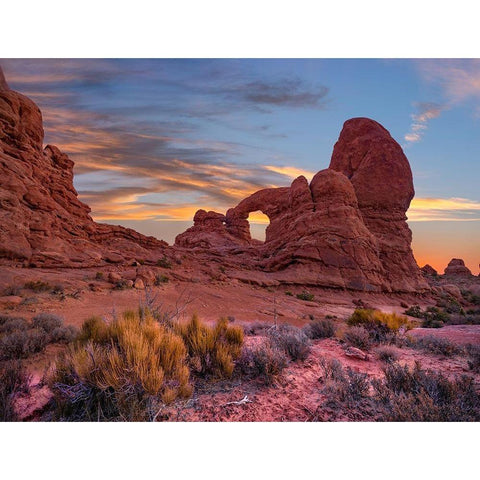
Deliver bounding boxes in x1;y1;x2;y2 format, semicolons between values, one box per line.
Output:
329;118;426;292
444;258;472;277
0;67;167;267
175;118;428;292
421;264;438;276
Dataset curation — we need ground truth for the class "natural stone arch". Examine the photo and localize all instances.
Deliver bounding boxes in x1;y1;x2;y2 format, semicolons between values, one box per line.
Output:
225;186;290;243
247;211;270;243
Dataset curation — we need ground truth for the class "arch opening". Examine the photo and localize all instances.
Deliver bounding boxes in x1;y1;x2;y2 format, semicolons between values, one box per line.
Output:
248;211;270;243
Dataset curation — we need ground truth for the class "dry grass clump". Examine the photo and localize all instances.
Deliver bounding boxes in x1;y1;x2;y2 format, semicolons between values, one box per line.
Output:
303;318;336;339
49;311;193;421
0;361;31;422
175;314;244;378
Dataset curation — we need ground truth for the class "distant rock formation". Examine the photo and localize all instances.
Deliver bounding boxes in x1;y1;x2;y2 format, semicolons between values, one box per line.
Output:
421;264;438;276
0;67;429;292
444;258;472;277
0;67;167;268
177;118;428;293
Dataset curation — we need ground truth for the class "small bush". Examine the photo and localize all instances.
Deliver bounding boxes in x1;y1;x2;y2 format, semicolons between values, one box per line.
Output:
95;272;104;280
404;305;423;318
0;329;48;360
0;317;30;334
32;313;63;334
375;345;399;363
237;343;287;385
0;361;31;421
157;256;172;269
347;309;414;343
285;291;293;297
3;285;21;296
24;280;52;292
373;362;480;421
51;284;65;295
154;274;169;285
296;291;314;301
343;326;371;350
319;358;370;406
466;344;480;372
267;324;311;361
304;318;336;339
243;322;272;336
408;335;463;357
175;315;244;378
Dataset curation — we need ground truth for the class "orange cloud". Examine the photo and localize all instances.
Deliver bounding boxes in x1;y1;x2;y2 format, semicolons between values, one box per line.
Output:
408;197;480;221
264;165;315;181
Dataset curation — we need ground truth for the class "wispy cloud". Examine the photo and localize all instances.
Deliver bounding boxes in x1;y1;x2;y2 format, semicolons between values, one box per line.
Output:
405;59;480;145
408;197;480;221
404;102;444;144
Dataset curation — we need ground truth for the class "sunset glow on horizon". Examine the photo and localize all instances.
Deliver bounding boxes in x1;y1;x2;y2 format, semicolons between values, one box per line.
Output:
1;59;478;274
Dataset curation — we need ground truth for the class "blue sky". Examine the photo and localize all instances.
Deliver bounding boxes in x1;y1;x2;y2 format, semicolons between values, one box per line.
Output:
1;58;479;273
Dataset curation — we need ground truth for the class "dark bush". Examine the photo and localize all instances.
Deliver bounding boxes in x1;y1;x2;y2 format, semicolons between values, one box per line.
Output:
296;291;314;301
375;345;399;363
24;280;52;292
0;361;31;421
157;256;172;269
304;318;336;339
0;329;48;360
343;326;371;350
243;322;272;336
236;343;287;385
32;313;63;334
465;344;480;372
3;285;21;296
267;324;311;361
0;317;30;334
409;336;463;357
154;274;169;285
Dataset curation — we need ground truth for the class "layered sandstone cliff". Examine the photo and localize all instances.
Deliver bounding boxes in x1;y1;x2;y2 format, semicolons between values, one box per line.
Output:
0;68;167;268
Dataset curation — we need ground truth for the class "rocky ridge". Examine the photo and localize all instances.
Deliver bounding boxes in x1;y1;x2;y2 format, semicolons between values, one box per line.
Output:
0;68;167;268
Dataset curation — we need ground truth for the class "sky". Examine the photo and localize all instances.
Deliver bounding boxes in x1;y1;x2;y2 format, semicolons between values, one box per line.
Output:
1;58;479;274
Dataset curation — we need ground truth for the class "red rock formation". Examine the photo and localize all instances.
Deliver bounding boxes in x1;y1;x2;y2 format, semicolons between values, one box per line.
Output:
0;67;167;267
444;258;472;277
0;67;428;292
329;118;426;292
421;264;438;276
175;119;428;292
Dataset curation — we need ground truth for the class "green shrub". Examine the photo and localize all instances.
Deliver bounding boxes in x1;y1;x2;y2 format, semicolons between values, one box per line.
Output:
154;274;169;285
303;318;336;339
267;324;311;361
296;291;314;301
285;291;293;297
95;272;104;280
24;280;52;292
466;344;480;372
404;305;423;318
3;285;21;296
157;256;172;269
